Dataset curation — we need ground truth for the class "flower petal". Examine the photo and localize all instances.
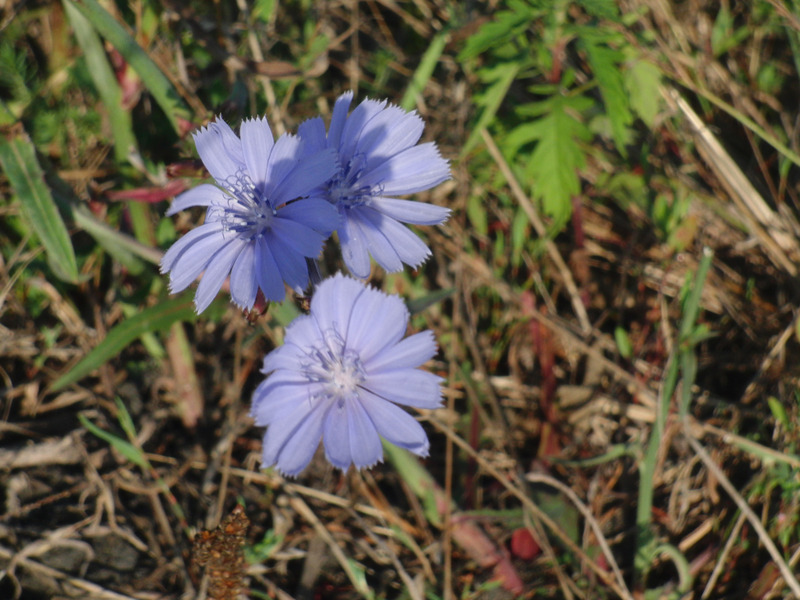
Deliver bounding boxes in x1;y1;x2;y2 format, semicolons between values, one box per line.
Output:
362;369;444;409
229;241;258;309
360;143;450;195
370;197;450;226
359;394;430;456
194;120;245;184
323;397;382;470
254;236;287;302
350;208;404;273
309;273;363;336
271;147;338;206
160;221;224;274
271;217;327;258
240;117;274;192
262;396;327;475
366;330;437;372
358;106;424;171
166;184;223;216
297;116;330;154
268;230;310;291
263;134;302;200
278;198;340;236
251;377;314;426
194;238;247;313
327;91;354;149
346;287;408;361
338;212;372;278
360;207;432;269
339;98;387;160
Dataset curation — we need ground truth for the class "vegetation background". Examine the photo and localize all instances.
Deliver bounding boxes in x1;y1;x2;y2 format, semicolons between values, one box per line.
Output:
2;0;800;598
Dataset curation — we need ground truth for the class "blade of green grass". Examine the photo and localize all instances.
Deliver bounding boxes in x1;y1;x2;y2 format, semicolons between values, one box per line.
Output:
635;248;713;579
0;134;79;283
400;31;449;112
79;413;149;468
70;0;191;135
63;0;138;163
51;293;197;391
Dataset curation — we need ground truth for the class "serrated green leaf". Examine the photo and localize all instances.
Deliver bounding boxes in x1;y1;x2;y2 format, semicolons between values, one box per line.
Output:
577;0;620;21
521;94;592;225
580;30;633;155
63;0;137;162
625;59;663;127
70;0;191;135
0;135;79;282
51;294;197;391
458;0;540;60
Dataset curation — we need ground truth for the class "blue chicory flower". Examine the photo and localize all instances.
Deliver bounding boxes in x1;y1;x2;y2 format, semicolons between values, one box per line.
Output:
298;92;451;278
251;272;443;476
161;116;339;313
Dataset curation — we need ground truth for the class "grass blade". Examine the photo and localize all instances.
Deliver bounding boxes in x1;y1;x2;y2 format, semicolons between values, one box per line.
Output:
71;0;191;135
400;31;449;112
79;413;149;468
51;293;197;391
0;133;79;283
63;0;138;163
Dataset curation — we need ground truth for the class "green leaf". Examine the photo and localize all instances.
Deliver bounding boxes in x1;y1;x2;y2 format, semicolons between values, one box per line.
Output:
580;30;633;154
466;193;488;236
406;287;455;315
625;59;663;128
577;0;620;21
63;0;137;162
51;293;197;391
511;206;528;267
614;326;633;359
70;0;191;135
520;94;592;225
0;134;79;282
458;0;541;60
79;413;149;468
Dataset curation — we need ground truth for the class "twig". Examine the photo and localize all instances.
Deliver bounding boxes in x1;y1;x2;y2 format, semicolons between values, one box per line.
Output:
700;512;746;599
429;417;633;600
288;494;372;599
525;473;634;600
480;128;593;335
683;422;800;598
0;544;144;600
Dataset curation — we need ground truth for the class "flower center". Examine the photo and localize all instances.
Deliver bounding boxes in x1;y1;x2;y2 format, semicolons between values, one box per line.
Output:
211;170;275;240
303;328;366;405
329;153;378;210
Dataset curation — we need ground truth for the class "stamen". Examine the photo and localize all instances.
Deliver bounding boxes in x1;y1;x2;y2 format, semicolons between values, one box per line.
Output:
300;326;366;403
329;152;380;209
211;170;276;241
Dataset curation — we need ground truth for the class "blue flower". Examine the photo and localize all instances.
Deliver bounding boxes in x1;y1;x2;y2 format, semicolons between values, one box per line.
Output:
251;273;443;476
161;116;339;313
298;92;451;278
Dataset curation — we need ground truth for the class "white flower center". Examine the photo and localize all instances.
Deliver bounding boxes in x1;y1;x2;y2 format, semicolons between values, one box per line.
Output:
304;328;366;405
